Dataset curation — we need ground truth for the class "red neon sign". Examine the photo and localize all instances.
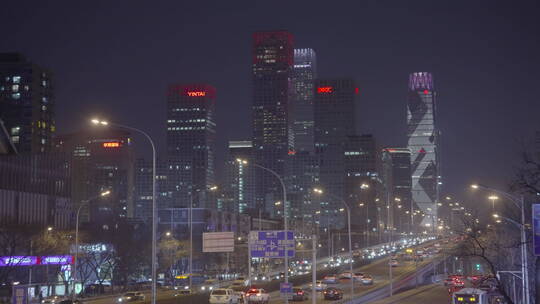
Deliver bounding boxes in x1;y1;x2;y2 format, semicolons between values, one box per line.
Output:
317;87;333;93
103;142;120;148
355;87;359;95
187;91;206;97
423;90;429;94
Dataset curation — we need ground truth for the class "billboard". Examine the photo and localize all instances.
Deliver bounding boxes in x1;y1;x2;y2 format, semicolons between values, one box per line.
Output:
202;232;234;253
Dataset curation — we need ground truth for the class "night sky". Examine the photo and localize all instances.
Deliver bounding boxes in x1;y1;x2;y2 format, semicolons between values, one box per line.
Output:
2;0;539;204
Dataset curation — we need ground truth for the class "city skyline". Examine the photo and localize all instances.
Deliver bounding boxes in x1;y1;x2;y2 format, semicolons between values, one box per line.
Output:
1;1;538;201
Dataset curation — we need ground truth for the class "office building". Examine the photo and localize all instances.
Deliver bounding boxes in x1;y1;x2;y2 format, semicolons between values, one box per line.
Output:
55;129;134;222
407;72;440;227
292;48;317;153
252;31;294;215
343;135;380;232
167;84;216;209
382;148;413;233
0;53;55;154
314;78;357;228
134;158;169;223
0;153;72;229
224;141;255;214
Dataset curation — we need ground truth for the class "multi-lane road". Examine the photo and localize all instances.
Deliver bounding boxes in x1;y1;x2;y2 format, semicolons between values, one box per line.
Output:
83;237;448;304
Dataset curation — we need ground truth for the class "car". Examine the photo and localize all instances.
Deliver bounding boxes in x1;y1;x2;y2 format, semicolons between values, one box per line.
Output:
58;300;83;304
244;288;269;304
453;279;465;288
339;271;353;279
389;259;399;267
229;282;246;292
117;292;145;302
323;287;343;300
361;275;374;285
174;289;193;296
309;280;327;291
233;276;249;286
290;287;308;301
352;272;365;281
200;279;219;292
209;288;240;304
42;297;69;304
443;278;455;286
322;274;338;284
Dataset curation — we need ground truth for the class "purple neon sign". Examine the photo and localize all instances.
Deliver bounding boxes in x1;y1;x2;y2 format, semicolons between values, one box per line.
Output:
0;255;73;267
40;255;73;265
0;256;37;267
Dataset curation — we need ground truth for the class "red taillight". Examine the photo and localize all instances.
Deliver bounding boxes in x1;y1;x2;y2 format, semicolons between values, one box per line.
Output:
297;291;304;295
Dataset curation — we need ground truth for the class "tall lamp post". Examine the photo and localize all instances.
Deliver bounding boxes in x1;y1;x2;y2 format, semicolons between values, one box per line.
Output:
471;184;529;304
91;118;158;304
236;159;289;303
313;188;354;300
72;190;111;299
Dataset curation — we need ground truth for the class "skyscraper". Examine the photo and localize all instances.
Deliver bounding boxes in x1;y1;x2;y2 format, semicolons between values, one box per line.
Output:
55;129;134;222
314;78;357;228
225;140;255;214
292;48;316;153
167;84;216;208
0;53;55;154
134;158;169;223
252;31;294;213
343;134;379;231
382;148;413;233
407;72;440;228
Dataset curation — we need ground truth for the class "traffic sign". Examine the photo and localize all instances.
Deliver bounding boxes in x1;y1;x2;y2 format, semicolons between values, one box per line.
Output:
249;231;295;258
533;204;540;256
203;232;234;253
280;282;293;297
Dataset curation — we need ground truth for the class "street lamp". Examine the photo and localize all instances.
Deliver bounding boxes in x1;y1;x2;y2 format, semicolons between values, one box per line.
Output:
313;188;354;300
72;190;111;300
91;118;158;304
236;159;289;303
488;195;499;213
471;183;529;304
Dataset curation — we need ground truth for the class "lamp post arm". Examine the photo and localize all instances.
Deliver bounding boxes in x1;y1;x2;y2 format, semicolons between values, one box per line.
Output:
476;185;521;210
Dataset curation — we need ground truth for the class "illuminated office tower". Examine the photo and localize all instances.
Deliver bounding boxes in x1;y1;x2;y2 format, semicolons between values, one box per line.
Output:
167;84;216;208
406;72;440;228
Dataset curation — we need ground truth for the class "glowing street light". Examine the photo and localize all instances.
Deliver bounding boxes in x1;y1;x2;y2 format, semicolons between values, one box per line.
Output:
470;184;479;189
360;183;370;190
91;117;158;304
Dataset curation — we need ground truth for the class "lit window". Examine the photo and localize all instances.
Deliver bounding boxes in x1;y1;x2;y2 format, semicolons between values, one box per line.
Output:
12;93;20;99
42;105;47;111
11;127;20;135
42;97;48;103
41;80;47;87
11;136;19;143
12;85;19;92
41;138;46;145
24;85;29;91
12;76;21;83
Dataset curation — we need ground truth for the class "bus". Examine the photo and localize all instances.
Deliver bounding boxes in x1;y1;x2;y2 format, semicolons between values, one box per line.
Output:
452;288;487;304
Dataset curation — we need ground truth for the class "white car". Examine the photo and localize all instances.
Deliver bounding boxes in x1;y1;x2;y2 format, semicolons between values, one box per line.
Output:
309;280;328;291
209;288;240;304
361;275;374;285
245;288;269;304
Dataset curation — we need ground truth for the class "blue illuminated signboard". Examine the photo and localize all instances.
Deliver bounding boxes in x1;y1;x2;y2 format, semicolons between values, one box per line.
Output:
249;231;295;258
